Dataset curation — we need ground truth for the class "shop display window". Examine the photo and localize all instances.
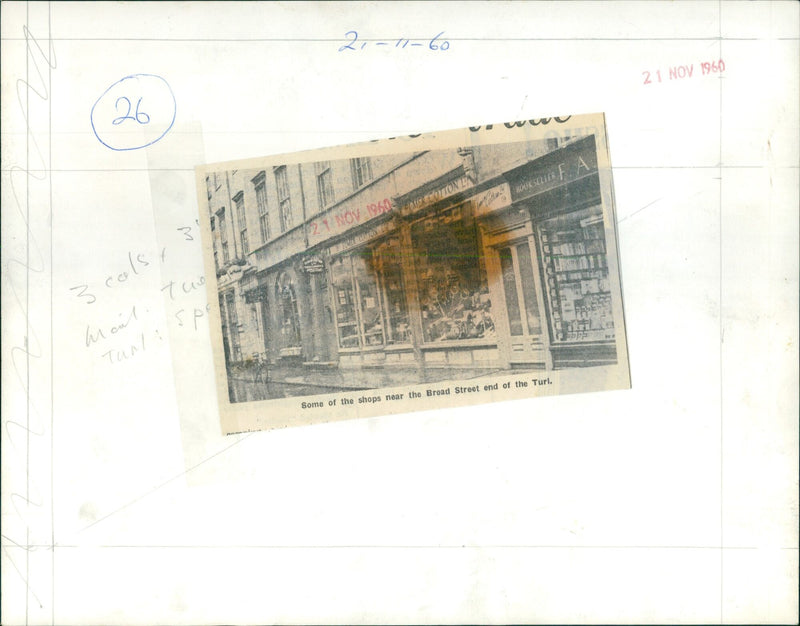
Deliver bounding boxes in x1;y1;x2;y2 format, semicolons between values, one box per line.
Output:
411;204;495;343
330;250;386;349
374;238;410;345
352;252;384;347
330;256;360;348
537;205;615;343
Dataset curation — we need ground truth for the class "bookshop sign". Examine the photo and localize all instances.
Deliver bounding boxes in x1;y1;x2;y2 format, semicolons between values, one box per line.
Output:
507;135;598;203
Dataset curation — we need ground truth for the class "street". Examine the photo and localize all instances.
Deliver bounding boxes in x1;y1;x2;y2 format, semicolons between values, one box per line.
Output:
226;362;511;403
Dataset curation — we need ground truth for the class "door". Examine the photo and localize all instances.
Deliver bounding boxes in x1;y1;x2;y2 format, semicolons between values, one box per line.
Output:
307;270;336;363
497;239;547;365
276;272;302;358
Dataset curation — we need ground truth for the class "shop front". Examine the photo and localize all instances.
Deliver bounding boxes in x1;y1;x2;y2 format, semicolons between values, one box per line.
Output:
319;167;504;371
325;217;416;367
502;135;618;368
241;137;616;374
406;198;500;368
479;215;550;369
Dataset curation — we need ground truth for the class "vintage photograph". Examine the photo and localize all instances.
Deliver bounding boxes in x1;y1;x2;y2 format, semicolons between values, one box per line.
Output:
196;114;630;432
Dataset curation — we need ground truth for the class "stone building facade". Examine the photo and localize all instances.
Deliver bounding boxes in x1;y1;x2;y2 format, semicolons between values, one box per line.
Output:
205;132;617;374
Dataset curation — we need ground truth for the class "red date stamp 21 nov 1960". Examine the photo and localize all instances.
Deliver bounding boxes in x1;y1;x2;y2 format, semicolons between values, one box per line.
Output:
642;59;726;85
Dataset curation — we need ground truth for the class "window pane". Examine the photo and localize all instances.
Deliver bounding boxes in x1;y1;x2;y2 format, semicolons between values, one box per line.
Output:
259;214;269;243
275;166;289;199
353;250;384;347
235;197;248;254
219;210;229;263
316;162;334;208
411;204;494;342
280;199;292;231
351;157;373;188
377;238;409;344
538;205;614;343
515;242;542;335
330;256;359;349
320;171;333;207
255;181;269;242
275;166;292;232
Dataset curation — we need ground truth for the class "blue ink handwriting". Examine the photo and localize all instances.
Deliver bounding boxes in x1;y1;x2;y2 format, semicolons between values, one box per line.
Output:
338;30;450;52
90;74;176;151
112;96;150;125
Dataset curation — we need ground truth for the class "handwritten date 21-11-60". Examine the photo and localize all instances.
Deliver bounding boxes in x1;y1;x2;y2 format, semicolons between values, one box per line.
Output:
339;30;450;52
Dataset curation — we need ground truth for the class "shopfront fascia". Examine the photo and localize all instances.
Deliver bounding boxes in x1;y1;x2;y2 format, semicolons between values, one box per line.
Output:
501;135;618;368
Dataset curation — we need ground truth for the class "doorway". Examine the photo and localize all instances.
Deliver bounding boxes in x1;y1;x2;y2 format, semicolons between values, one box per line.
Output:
275;272;302;358
496;239;548;366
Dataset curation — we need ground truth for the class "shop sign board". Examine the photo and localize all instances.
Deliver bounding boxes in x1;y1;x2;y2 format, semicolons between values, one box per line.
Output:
302;255;325;273
399;174;473;216
472;182;512;217
328;219;396;256
508;136;598;202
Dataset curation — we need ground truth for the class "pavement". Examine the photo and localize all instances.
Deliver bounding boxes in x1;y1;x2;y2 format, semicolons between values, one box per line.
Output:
227;362;507;403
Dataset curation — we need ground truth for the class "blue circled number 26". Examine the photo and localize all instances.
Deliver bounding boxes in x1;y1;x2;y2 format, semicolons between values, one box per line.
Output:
91;74;175;151
112;96;151;125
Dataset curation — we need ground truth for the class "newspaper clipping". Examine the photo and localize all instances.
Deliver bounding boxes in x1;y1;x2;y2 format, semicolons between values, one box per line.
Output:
195;113;630;434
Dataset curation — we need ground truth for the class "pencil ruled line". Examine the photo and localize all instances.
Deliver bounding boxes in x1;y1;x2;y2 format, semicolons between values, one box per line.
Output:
1;36;797;42
78;434;254;534
3;6;57;622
